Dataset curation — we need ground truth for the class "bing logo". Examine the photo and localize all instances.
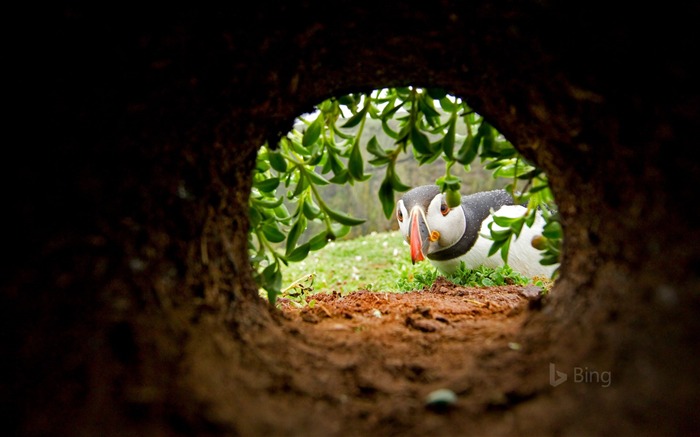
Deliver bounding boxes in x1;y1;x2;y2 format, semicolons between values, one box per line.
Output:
549;363;612;388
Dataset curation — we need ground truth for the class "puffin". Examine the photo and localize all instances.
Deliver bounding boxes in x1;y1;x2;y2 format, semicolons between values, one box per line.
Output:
396;185;557;278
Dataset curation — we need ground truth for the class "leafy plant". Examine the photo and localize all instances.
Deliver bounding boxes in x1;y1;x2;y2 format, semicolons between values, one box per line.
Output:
397;262;532;291
249;87;561;304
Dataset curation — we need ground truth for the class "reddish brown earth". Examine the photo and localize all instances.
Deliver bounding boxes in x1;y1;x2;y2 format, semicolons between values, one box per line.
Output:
236;278;552;436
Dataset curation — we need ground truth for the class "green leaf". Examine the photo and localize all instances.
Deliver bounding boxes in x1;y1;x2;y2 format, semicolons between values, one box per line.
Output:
516;169;541;180
381;118;400;139
542;221;562;239
262;263;282;304
436;174;461;191
396;123;411;144
337;95;355;106
367;136;388;158
255;155;271;172
341;107;367;128
380;100;405;119
251;196;284;209
439;96;457;112
249;206;262;228
292;172;309;197
488;226;513;242
307;152;324;166
325;206;365;226
499;237;512;263
289;137;311;156
525;209;537;227
265;286;279;306
348;142;365;180
510;218;525;235
268;151;287;172
456;134;480;165
285;215;307;255
254;177;279;193
388;166;411;192
328;170;349;184
481;277;495;287
262;222;286;243
302;196;321;219
443;115;457;159
488;239;506;257
330;120;355;140
306;170;330;186
378;178;395;219
418;93;441;119
286;242;311;262
303;114;324;147
540;254;560;266
484;160;502;170
492;215;521;227
368;156;391;166
416;149;442;165
308;230;331;250
319;99;334;112
326;148;345;175
427;88;448;99
410;127;432;154
331;223;351;239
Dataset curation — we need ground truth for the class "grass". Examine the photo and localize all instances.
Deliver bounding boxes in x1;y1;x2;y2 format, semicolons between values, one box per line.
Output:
277;230;552;302
281;230;421;295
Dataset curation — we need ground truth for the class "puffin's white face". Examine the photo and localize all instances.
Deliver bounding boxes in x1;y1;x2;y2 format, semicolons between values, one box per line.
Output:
396;192;466;262
425;193;466;251
395;198;411;241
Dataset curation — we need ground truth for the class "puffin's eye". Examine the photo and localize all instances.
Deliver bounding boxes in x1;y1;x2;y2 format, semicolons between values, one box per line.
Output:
397;209;404;222
440;203;450;216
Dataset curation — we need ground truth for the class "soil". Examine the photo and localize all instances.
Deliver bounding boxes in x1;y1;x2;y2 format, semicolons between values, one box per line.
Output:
185;278;564;436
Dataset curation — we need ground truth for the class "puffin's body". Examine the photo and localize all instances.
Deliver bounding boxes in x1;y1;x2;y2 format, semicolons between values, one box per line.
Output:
396;185;557;278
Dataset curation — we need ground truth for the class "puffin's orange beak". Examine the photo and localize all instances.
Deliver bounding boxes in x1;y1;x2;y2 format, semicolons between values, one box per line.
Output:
409;208;430;264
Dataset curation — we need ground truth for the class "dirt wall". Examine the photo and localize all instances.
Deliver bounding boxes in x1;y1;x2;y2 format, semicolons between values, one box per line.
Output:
5;3;700;436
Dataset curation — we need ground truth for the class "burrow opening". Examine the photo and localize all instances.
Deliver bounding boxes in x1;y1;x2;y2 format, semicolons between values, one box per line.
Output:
249;87;561;305
210;87;568;433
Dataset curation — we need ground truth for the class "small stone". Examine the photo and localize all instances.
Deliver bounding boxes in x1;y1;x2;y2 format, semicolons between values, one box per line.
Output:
425;388;457;411
520;285;542;300
327;323;350;331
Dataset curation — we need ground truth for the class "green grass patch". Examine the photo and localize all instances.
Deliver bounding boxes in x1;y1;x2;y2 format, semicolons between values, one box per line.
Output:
273;230;550;305
281;230;416;295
